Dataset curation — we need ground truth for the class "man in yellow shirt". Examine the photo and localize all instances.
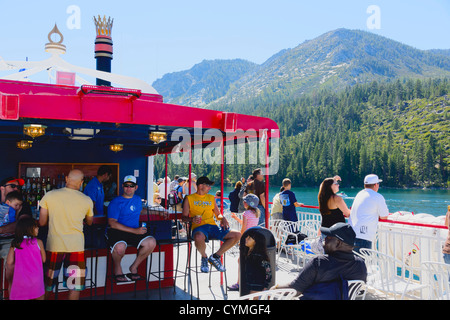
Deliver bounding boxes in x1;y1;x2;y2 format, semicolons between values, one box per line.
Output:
39;169;94;300
182;176;240;273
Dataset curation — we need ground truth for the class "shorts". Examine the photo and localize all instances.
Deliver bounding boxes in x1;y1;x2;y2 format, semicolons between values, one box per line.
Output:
44;251;86;292
106;228;154;253
0;237;13;261
192;224;230;242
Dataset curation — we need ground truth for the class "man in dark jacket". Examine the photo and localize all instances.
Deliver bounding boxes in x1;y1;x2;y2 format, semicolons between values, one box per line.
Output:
272;222;367;299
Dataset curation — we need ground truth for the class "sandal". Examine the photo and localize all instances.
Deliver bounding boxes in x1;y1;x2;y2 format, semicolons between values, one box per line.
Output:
126;273;144;281
113;274;129;283
227;283;239;291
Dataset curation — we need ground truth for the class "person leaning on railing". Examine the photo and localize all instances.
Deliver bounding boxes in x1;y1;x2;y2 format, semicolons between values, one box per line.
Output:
442;205;450;265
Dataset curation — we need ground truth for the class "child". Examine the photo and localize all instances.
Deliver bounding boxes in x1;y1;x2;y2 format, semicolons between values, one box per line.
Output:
0;191;23;227
6;216;46;300
228;194;261;291
5;190;23;219
240;194;260;234
240;228;272;296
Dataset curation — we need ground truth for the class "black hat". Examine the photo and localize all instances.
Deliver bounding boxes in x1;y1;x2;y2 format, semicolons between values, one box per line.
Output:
320;222;356;246
196;176;214;186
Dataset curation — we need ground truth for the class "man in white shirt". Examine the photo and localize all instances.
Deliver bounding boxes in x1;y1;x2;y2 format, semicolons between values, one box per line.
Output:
349;174;389;253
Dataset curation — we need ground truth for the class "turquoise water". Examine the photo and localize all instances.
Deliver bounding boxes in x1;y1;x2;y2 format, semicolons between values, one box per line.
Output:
211;186;450;217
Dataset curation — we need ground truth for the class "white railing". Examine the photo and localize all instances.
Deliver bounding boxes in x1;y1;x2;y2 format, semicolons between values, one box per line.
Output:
265;204;449;299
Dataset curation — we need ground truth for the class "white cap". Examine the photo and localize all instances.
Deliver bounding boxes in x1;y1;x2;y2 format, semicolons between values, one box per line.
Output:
123;175;137;184
364;174;382;184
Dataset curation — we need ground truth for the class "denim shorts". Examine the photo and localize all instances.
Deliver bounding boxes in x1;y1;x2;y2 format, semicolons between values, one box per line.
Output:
192;224;229;242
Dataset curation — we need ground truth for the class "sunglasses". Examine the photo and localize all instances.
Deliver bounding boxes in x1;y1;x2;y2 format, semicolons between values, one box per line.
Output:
4;184;21;189
123;184;136;188
155;197;161;199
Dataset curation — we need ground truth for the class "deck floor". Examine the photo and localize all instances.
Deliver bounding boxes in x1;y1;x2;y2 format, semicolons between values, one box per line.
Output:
80;241;392;301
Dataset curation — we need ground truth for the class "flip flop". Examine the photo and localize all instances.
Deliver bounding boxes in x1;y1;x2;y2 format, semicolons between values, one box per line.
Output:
113;274;129;283
227;283;239;291
126;273;144;281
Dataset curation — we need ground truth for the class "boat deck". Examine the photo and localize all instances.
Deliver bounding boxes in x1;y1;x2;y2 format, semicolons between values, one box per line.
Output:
81;242;394;301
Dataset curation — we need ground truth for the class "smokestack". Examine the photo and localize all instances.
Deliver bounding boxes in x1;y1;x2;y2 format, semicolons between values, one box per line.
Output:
93;15;113;86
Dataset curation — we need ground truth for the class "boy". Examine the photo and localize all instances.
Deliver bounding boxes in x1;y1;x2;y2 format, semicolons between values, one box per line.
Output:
0;191;23;226
279;179;303;222
5;191;23;220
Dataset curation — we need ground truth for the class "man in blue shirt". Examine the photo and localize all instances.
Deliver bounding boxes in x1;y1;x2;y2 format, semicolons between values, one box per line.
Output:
84;165;112;216
106;175;156;282
279;178;303;222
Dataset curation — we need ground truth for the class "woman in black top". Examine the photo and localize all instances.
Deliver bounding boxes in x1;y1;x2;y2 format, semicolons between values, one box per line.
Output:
318;176;350;228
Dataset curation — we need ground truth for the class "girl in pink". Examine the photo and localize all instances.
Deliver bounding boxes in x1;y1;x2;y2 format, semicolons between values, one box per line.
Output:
228;194;261;291
6;216;46;300
240;194;260;234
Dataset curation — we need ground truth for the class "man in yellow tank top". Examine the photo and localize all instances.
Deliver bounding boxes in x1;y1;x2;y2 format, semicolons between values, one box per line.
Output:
182;176;241;273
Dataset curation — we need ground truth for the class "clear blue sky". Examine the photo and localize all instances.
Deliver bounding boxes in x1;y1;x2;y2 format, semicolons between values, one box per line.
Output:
0;0;449;85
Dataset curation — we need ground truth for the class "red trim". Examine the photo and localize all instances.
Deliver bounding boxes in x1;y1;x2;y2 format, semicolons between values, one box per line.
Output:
95;43;113;53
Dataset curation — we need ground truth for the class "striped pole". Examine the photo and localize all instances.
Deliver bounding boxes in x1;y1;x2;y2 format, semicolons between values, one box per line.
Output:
93;15;113;86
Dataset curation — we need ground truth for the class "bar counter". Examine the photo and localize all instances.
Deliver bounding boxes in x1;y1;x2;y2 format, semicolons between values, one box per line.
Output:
32;207;185;299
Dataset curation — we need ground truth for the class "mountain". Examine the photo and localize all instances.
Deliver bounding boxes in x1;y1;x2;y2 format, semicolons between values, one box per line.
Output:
153;29;450;108
152;59;257;106
151;29;450;188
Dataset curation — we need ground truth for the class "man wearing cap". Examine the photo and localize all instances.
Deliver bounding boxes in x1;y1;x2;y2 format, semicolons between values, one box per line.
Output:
349;174;389;253
272;222;367;299
106;175;156;283
0;177;31;218
182;176;241;273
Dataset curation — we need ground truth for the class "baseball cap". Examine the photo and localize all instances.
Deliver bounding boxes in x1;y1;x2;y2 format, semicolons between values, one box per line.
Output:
320;222;356;246
1;177;25;187
123;175;137;184
196;176;214;186
243;194;259;209
364;174;382;184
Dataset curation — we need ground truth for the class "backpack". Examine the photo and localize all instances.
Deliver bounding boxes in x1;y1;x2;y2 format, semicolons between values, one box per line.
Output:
168;187;182;205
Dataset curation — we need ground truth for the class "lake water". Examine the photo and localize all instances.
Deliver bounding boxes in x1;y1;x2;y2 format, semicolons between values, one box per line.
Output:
211;186;450;217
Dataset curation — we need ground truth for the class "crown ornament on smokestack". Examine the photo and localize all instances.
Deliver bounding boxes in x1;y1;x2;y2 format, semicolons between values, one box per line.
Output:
93;15;114;86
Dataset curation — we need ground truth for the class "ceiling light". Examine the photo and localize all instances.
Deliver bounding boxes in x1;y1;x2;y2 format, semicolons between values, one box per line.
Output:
23;124;47;138
149;131;167;144
17;140;33;150
109;144;123;152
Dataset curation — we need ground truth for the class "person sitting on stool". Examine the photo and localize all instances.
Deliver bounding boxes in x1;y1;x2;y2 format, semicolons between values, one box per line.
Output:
182;176;240;273
106;175;156;282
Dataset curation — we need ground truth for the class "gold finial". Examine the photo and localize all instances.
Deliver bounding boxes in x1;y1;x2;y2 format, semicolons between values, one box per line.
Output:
93;15;114;37
45;24;66;54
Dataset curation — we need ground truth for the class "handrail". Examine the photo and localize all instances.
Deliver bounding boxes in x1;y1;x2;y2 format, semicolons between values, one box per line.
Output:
221;197;448;230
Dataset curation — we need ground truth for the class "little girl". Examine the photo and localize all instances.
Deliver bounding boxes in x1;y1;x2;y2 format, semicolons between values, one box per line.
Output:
241;194;260;234
240;228;272;296
228;194;261;291
6;216;46;300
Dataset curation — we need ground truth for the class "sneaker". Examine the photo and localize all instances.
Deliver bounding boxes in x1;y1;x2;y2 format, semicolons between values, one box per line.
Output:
208;255;226;272
200;257;209;273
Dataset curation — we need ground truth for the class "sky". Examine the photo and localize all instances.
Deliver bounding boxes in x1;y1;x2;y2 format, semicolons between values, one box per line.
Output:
0;0;449;86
